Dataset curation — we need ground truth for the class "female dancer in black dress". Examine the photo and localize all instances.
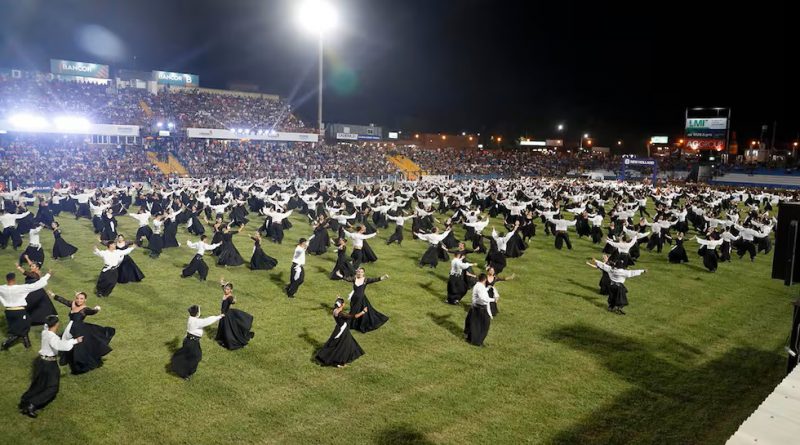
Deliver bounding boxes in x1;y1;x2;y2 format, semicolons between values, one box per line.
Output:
114;235;145;284
315;297;366;367
217;225;245;267
100;208;118;242
162;208;183;249
341;268;389;333
330;238;355;280
50;291;115;374
170;305;223;380
50;221;78;260
16;259;57;325
667;232;689;263
486;266;515;317
249;233;278;270
19;314;83;418
307;216;331;255
215;279;254;350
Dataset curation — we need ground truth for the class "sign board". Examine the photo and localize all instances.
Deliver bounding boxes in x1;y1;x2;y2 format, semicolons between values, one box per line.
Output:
546;139;564;147
388;132;399;139
0;120;138;136
336;132;359;141
623;158;657;166
686;118;727;138
153;70;200;87
686;138;725;151
520;140;547;146
650;136;668;144
50;59;109;79
186;128;318;142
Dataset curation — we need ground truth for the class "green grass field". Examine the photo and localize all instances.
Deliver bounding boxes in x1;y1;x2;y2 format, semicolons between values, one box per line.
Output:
0;205;792;444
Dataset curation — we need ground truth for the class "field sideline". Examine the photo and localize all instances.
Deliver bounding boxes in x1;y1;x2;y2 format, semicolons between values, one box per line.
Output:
0;203;792;444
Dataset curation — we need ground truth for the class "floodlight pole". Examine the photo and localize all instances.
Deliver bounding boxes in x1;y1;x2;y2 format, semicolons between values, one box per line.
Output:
317;32;324;137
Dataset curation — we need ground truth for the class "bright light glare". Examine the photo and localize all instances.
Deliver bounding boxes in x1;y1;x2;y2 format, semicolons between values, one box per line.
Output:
557;124;564;131
167;122;175;129
583;133;589;138
10;113;47;130
296;0;338;34
54;116;91;132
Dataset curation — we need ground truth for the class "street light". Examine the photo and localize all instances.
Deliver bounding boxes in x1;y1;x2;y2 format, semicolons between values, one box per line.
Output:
617;140;622;146
579;133;589;150
557;124;564;131
296;0;338;136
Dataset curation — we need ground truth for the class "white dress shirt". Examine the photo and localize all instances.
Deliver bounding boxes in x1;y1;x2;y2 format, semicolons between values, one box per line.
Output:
450;258;473;276
186;240;221;256
470;282;495;318
39;329;78;357
593;260;645;284
94;247;135;271
491;229;516;252
344;231;377;249
129;212;151;227
0;273;51;308
28;226;43;247
0;211;30;229
187;315;223;337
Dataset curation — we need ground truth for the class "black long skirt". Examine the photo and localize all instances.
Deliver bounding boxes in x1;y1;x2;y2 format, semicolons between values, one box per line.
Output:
446;274;468;304
307;230;330;255
608;283;629;308
117;255;145;284
147;234;164;256
65;321;115;374
349;296;388;333
599;271;611;295
21;245;45;267
52;238;78;259
135;226;153;244
486;250;507;274
250;246;278;270
20;358;60;410
216;309;254;350
96;268;119;297
316;324;365;366
420;245;440;267
361;240;378;263
464;305;491;346
668;245;689;263
170;335;202;378
26;290;57;325
330;254;355;280
702;250;719;272
217;242;245;267
387;226;404;244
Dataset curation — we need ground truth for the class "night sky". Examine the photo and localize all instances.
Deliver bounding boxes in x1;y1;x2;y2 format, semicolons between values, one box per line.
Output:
0;0;791;150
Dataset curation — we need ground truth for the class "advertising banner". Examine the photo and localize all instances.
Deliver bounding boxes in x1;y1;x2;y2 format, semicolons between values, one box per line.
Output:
186;128;318;142
545;139;564;147
685;118;728;138
650;136;668;144
686;138;725;151
336;132;359;140
50;59;110;79
153;70;200;87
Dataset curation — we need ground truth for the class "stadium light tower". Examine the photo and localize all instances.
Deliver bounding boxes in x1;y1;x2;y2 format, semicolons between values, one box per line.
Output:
296;0;338;136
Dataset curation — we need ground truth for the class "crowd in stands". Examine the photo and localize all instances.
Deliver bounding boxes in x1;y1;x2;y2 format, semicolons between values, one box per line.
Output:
145;89;307;132
0;136;160;185
166;140;396;181
0;77;147;126
0;76;306;133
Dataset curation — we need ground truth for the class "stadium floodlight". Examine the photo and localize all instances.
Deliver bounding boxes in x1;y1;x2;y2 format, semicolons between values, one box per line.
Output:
296;0;338;137
557;124;564;131
54;116;91;132
167;122;175;129
9;113;48;130
296;0;338;34
157;122;164;128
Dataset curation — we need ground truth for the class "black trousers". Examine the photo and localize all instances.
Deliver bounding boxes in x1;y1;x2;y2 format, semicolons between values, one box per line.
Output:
20;358;60;410
387;227;403;245
0;226;22;249
554;232;572;250
3;309;31;348
286;263;305;297
182;255;209;280
738;240;757;260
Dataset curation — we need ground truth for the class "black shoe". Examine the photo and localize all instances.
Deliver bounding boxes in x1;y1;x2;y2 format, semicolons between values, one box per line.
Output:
249;332;255;339
22;404;37;418
616;308;626;315
22;336;31;349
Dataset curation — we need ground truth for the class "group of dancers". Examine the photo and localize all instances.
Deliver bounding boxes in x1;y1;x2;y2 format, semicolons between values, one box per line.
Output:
0;177;790;418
